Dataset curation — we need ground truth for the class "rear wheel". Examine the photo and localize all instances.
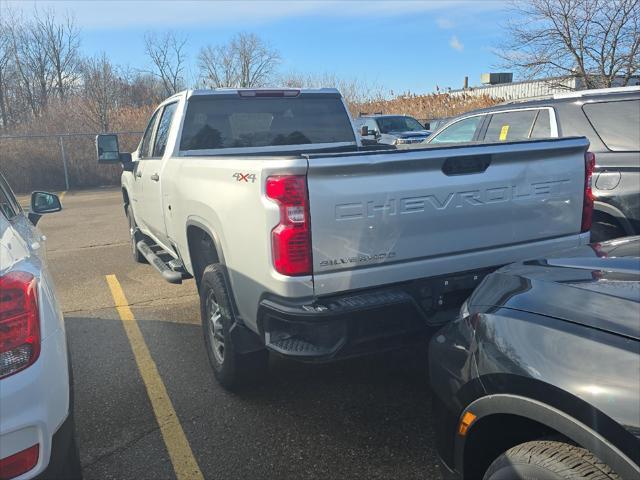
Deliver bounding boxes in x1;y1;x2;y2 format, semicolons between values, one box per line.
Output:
483;440;620;480
127;205;146;263
200;264;268;390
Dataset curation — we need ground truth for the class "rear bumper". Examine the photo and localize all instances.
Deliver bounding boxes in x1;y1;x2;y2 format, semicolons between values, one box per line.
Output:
0;328;71;480
258;268;494;361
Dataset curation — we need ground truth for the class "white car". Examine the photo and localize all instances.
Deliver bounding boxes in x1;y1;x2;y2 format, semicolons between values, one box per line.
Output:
0;174;78;479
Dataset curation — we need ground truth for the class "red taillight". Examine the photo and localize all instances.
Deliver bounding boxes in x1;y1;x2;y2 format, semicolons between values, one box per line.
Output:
266;175;312;276
0;271;40;379
582;151;596;233
0;444;39;480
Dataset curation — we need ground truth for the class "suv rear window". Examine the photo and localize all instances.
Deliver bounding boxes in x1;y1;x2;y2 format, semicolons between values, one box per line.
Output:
582;100;640;151
180;95;355;151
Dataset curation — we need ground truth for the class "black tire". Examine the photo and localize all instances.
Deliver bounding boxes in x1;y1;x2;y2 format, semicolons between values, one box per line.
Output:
126;205;146;264
200;264;268;390
591;217;626;243
484;440;620;480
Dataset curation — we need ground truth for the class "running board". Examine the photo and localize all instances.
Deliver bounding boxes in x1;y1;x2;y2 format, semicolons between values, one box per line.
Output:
136;240;184;284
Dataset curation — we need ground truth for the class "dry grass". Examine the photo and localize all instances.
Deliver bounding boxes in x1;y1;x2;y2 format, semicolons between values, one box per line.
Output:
1;100;152;193
351;92;501;122
1;92;501;193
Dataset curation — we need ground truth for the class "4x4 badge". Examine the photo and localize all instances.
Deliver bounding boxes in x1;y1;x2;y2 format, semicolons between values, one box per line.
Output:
232;173;257;183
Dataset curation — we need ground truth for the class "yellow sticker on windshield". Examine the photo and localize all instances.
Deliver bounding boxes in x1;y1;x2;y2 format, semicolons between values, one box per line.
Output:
499;125;510;141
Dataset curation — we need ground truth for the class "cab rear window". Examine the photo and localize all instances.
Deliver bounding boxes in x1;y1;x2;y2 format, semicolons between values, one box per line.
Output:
180;95;356;151
583;100;640;151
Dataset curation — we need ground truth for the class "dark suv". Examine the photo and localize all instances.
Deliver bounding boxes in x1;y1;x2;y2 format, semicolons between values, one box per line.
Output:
354;114;431;145
429;236;640;480
426;87;640;242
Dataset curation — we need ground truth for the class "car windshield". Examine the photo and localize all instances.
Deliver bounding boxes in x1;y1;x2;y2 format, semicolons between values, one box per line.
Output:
376;116;424;133
180;94;356;151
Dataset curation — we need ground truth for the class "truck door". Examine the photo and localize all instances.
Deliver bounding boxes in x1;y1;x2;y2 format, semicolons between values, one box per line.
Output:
139;102;178;248
131;108;162;230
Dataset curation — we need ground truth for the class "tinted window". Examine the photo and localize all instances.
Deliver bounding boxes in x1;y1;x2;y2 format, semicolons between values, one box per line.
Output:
153;103;178;157
530;110;552;139
583;100;640;151
140;109;161;158
484;110;537;142
0;174;20;219
0;183;16;219
377;116;424;133
429;116;483;144
180;95;355;151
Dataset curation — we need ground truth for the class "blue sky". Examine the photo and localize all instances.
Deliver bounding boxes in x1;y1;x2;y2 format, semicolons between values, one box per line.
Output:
6;0;511;95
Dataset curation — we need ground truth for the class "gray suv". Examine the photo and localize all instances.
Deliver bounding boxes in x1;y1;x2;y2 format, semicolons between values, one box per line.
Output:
426;86;640;242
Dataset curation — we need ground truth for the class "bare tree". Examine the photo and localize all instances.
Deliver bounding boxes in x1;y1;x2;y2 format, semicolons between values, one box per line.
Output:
36;8;81;102
498;0;640;88
81;53;122;132
144;31;188;96
6;10;55;117
198;44;238;88
280;71;385;106
198;33;280;88
0;19;13;128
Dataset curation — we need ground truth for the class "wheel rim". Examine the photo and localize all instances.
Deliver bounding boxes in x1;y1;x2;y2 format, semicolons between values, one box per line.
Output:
206;291;225;364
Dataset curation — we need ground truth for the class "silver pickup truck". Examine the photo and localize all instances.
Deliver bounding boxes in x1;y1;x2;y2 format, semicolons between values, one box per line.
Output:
96;88;593;389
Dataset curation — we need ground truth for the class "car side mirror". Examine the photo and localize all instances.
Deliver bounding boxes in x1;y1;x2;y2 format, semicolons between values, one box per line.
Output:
96;134;121;163
360;125;374;137
96;134;134;171
28;191;62;225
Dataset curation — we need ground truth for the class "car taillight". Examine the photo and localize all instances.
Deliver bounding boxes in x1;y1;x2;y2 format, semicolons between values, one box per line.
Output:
0;271;40;379
0;444;39;480
582;151;596;233
266;175;312;276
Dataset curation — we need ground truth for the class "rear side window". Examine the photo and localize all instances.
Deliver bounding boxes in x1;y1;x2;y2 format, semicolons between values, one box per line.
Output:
180;95;355;151
583;100;640;151
153;103;178;157
530;110;552;138
429;116;483;144
484;110;537;142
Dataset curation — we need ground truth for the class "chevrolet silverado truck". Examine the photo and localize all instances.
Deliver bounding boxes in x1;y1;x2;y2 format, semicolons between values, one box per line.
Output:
96;88;593;390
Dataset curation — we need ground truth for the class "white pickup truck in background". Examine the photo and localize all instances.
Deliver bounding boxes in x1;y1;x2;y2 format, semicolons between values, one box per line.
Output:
96;88;593;390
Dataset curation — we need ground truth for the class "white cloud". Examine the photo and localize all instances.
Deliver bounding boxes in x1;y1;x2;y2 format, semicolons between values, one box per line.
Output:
449;35;464;52
436;17;454;29
4;0;503;29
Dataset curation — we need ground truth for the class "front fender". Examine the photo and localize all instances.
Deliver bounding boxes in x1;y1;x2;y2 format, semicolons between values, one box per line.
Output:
455;392;639;480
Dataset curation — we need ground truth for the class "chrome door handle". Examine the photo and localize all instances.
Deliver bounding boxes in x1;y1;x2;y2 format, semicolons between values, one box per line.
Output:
136;171;142;178
150;173;160;182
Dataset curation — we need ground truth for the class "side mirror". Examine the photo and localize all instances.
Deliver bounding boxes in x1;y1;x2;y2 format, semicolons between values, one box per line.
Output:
96;134;121;163
29;191;62;226
360;125;373;136
96;134;134;171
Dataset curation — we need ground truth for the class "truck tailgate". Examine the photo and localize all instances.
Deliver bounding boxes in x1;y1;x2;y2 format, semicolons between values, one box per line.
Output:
306;137;589;294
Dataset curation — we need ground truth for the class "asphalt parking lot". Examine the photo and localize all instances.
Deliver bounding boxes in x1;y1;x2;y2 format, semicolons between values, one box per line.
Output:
36;187;444;480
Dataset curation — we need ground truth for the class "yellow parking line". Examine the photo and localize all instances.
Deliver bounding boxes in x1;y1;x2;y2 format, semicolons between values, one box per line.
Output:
105;274;204;480
59;191;66;201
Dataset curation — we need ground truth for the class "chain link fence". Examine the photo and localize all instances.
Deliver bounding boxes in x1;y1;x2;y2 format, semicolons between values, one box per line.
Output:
1;131;142;193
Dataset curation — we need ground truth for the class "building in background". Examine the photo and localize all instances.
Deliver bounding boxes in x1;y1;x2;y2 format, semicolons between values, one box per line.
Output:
448;73;640;101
